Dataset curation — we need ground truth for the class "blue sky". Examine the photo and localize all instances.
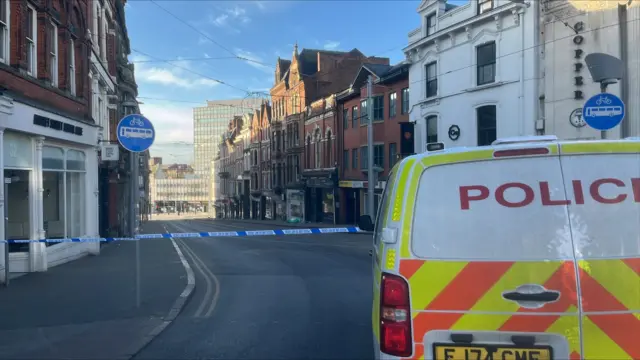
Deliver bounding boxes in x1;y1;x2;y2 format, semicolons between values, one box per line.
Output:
125;0;439;163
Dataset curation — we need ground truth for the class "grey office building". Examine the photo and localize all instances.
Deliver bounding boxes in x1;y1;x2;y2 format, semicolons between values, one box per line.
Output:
193;98;262;202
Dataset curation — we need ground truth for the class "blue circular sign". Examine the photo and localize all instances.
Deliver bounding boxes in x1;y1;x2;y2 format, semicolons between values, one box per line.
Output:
582;92;625;131
116;114;155;152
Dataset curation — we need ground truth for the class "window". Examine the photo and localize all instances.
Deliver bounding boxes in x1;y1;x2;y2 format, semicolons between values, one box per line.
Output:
97;5;103;57
360;99;368;124
352;105;358;127
49;22;58;86
326;130;333;167
343;108;349;129
477;42;496;85
69;39;76;95
373;95;384;121
343;150;349;170
0;0;8;63
389;143;398;168
389;92;397;118
478;0;493;14
360;146;368;169
352;149;358;170
401;88;410;114
374;144;384;168
426;13;436;36
477;105;497;146
42;147;87;242
26;6;36;76
426;62;438;98
314;131;321;169
426;115;438;144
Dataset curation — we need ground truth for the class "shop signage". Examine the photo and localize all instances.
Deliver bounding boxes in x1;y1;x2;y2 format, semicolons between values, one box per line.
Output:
339;180;367;188
101;144;119;161
33;114;83;136
306;177;334;188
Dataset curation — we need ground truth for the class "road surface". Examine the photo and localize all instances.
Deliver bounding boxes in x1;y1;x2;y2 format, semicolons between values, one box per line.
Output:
134;219;374;360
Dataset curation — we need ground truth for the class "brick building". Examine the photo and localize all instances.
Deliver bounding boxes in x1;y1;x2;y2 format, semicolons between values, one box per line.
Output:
269;44;389;223
248;101;272;219
0;0;139;283
336;62;414;224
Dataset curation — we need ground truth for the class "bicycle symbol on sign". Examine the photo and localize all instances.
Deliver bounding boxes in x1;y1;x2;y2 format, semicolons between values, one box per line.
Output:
129;117;144;127
595;96;613;106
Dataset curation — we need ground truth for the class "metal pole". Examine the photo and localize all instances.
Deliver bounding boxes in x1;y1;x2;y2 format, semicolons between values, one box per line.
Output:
3;180;9;287
130;151;140;308
367;75;375;218
600;84;607;140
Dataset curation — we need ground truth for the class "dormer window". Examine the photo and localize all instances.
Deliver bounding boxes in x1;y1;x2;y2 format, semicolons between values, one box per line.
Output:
478;0;493;14
426;13;436;36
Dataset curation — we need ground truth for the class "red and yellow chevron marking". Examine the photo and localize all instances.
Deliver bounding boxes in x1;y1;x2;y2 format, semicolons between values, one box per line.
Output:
398;258;640;360
579;259;640;360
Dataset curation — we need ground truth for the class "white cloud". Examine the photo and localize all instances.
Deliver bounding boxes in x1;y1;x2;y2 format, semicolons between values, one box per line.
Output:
133;55;219;89
209;5;251;32
141;102;194;161
323;41;341;50
204;53;211;58
235;48;272;74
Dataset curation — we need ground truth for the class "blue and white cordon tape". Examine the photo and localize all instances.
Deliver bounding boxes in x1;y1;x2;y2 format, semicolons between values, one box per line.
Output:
1;227;364;244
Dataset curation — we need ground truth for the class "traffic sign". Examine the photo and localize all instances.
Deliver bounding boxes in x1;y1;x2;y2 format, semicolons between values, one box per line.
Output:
116;114;155;152
582;92;625;131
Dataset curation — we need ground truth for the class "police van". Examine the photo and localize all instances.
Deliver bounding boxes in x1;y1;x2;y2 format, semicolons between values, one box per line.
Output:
358;136;639;360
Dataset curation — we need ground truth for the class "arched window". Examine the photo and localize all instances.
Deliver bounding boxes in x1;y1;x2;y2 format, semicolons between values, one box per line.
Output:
326;130;333;168
314;128;322;169
306;135;311;168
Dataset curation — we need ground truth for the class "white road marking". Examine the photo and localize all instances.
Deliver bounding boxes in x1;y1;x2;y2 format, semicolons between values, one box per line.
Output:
170;221;221;318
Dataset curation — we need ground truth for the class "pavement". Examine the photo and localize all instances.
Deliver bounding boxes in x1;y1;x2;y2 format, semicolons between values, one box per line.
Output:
0;221;188;360
0;218;374;360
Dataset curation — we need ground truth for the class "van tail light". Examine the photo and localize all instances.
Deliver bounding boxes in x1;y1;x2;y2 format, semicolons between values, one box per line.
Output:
380;273;412;357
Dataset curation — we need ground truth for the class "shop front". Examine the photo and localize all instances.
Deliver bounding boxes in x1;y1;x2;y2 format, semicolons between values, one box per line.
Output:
303;171;337;224
0;100;99;281
285;189;304;222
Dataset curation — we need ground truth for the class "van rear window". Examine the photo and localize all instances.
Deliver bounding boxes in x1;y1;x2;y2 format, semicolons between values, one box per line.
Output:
560;153;640;259
411;154;640;260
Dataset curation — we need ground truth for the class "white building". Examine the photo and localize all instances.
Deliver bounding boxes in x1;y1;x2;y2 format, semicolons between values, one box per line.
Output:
542;0;640;139
1;96;101;282
404;0;540;152
90;0;116;144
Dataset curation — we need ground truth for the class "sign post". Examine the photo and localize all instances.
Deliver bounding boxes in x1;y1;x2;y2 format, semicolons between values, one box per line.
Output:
116;114;155;308
581;92;625;134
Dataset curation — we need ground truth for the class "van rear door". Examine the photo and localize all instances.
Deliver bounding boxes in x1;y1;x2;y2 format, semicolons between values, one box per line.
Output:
409;146;581;359
559;143;640;360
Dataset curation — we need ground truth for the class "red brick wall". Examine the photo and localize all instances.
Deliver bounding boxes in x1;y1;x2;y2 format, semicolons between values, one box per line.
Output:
339;77;409;181
303;108;337;170
3;0;90;120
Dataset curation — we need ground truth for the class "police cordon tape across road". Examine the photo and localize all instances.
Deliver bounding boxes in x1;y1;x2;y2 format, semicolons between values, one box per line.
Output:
0;226;364;244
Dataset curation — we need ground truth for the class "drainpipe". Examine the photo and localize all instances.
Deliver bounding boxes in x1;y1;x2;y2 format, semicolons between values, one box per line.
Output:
519;8;526;136
532;0;540;134
619;3;629;138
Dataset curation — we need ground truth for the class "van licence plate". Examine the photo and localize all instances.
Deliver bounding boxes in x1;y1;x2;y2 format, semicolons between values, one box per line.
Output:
433;343;552;360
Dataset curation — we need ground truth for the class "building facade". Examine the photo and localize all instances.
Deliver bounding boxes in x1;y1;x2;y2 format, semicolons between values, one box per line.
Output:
248;102;272;220
270;44;389;223
98;0;145;237
404;0;538;153
542;0;640;139
336;62;413;224
0;0;104;282
193;98;262;213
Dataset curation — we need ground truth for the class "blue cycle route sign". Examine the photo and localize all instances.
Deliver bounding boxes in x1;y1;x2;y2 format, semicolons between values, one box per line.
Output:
582;92;625;131
116;114;155;152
